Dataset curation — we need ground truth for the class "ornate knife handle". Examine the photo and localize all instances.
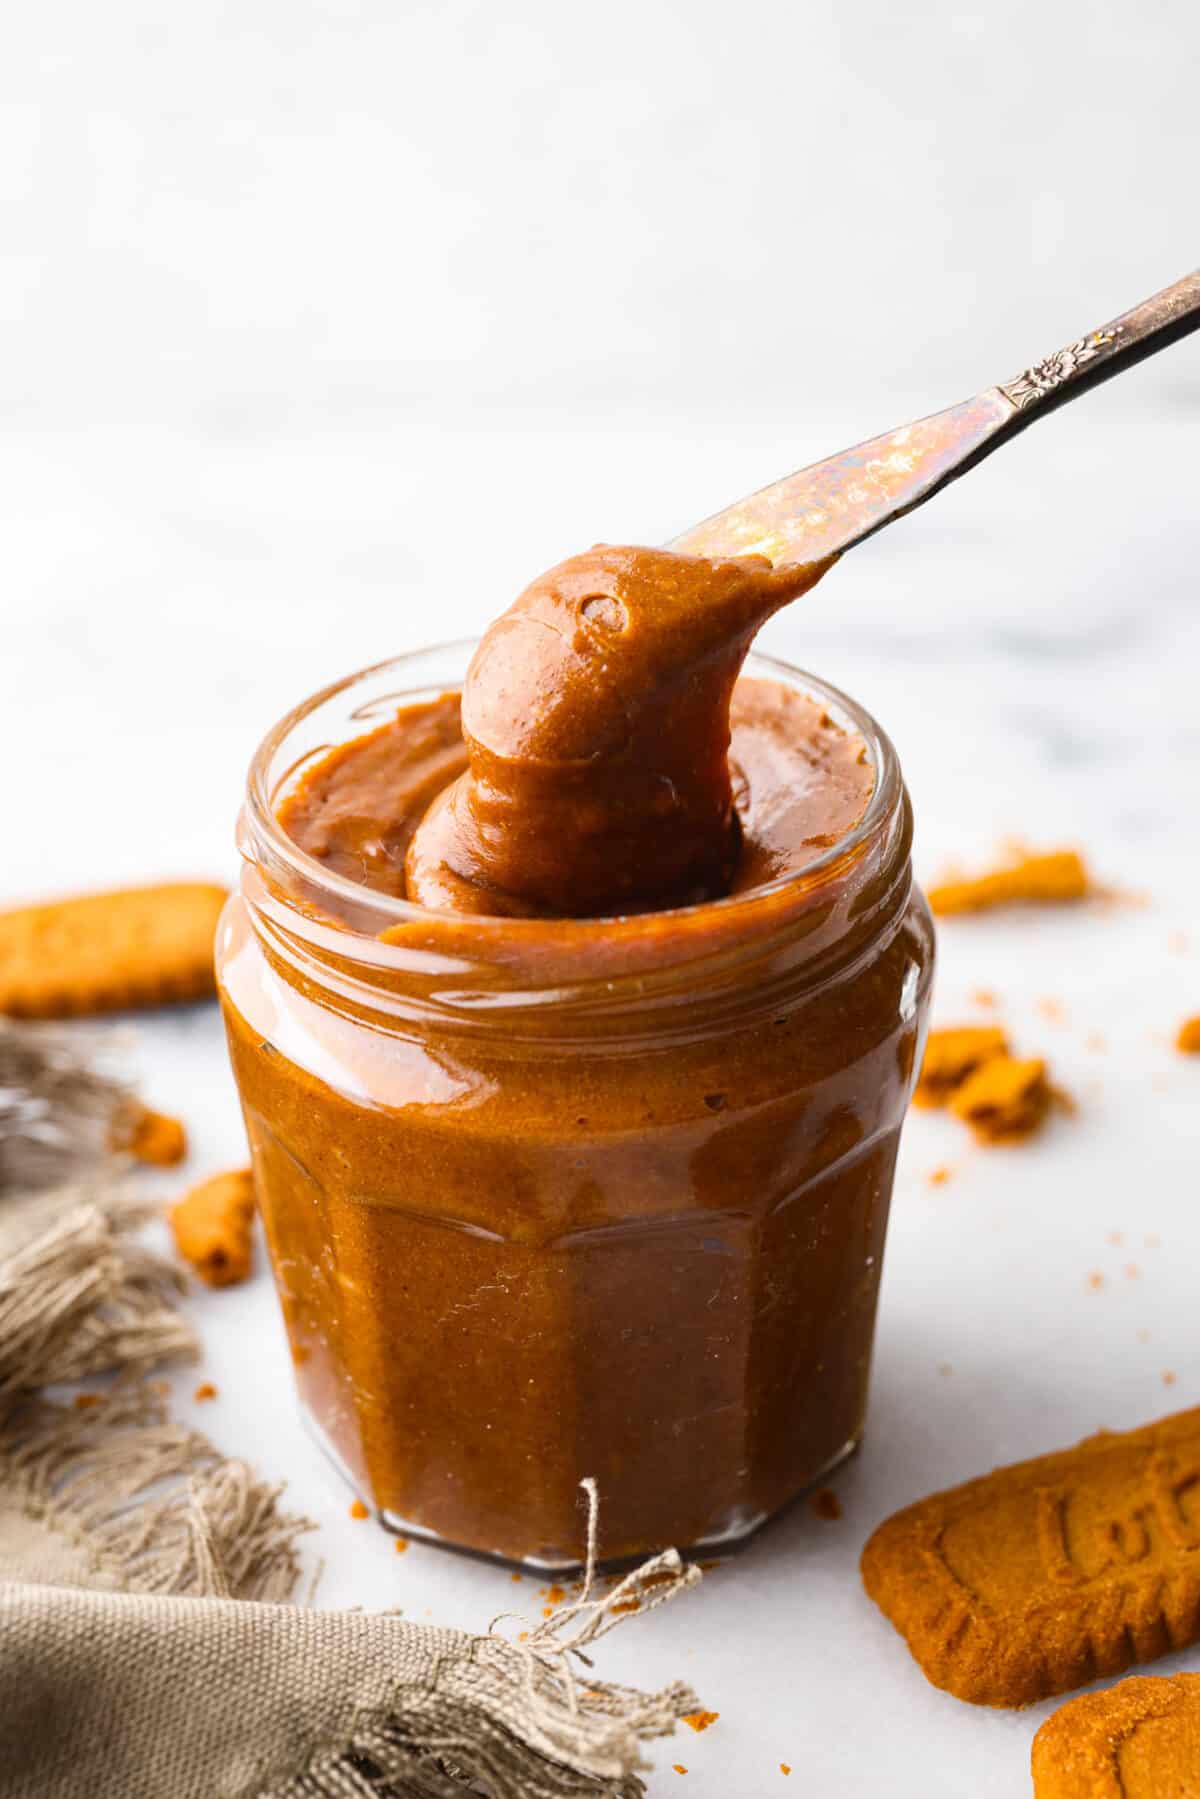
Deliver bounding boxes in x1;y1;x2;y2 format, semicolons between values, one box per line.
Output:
999;269;1200;416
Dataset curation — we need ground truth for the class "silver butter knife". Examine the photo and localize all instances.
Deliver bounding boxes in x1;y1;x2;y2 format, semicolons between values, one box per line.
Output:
671;270;1200;566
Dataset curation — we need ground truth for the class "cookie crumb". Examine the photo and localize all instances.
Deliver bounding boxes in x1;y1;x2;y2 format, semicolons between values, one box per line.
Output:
193;1381;217;1402
682;1711;719;1733
672;1767;687;1776
1163;1372;1178;1387
349;1498;369;1520
809;1488;842;1522
394;1537;408;1553
927;1165;953;1188
1086;1271;1105;1292
1176;1017;1200;1054
780;1766;792;1777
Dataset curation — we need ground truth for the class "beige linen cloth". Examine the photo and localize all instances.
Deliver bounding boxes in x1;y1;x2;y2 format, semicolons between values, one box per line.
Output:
0;1024;699;1798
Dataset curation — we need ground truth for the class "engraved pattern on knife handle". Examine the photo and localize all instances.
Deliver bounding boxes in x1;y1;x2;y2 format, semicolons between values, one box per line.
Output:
999;270;1200;417
1000;330;1120;409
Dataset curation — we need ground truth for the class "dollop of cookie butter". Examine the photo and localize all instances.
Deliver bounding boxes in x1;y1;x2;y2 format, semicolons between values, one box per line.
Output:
404;544;834;917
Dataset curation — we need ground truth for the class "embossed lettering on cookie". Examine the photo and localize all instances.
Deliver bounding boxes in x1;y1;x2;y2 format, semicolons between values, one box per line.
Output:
860;1408;1200;1707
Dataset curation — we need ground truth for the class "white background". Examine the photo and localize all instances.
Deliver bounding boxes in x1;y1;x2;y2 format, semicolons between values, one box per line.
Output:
3;4;1199;1793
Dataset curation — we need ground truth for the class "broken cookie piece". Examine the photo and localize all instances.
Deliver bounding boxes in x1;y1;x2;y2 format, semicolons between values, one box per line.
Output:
928;849;1089;918
170;1168;256;1287
113;1104;188;1167
913;1027;1009;1109
949;1055;1053;1143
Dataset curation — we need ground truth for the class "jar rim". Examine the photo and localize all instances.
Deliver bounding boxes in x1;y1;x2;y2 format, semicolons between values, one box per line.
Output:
242;637;903;944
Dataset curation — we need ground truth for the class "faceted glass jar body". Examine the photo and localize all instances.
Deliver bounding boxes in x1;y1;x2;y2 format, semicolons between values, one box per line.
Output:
216;643;934;1569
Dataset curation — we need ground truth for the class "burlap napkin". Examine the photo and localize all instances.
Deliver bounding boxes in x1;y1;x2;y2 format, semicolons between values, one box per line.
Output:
0;1023;699;1798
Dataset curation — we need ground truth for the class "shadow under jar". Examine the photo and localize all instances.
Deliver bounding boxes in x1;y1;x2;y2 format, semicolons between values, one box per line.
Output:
216;642;934;1570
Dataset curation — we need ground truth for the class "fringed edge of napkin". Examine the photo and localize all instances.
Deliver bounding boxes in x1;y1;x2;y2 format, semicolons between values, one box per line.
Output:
0;1185;196;1401
0;1173;313;1606
0;1017;133;1193
270;1482;703;1799
1;1385;314;1603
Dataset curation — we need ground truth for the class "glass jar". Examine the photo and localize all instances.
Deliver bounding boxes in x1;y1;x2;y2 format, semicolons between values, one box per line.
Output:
216;642;934;1569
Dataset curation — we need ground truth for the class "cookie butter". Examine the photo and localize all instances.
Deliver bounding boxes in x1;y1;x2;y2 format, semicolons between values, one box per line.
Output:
217;546;934;1566
404;545;832;917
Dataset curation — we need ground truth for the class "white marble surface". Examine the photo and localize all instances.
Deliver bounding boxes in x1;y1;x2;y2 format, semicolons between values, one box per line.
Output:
4;2;1200;1790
